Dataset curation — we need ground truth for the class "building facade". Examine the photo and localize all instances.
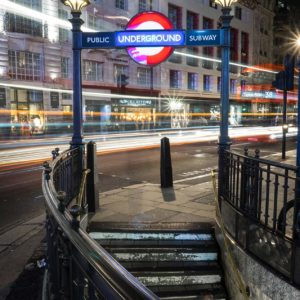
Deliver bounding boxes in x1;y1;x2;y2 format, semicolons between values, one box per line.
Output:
0;0;277;137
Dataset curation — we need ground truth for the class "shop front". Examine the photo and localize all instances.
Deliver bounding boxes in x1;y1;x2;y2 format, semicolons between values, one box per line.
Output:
9;88;44;136
112;98;155;131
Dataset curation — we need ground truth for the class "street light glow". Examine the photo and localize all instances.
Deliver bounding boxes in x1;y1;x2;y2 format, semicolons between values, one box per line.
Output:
297;37;300;47
61;0;90;12
214;0;238;7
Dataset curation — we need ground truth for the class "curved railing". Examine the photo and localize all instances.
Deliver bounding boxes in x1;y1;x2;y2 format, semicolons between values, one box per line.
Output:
42;147;159;300
220;148;300;287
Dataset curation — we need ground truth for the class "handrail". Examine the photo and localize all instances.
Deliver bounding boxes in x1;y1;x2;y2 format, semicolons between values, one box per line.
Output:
228;149;297;171
43;147;159;300
220;148;300;287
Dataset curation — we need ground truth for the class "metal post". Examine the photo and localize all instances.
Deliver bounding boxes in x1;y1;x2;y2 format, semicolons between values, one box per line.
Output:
282;74;287;159
86;141;99;212
160;137;173;188
218;7;232;201
70;12;84;148
292;59;300;285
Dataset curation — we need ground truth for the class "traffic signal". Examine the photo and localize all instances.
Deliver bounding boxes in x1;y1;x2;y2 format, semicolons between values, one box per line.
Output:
272;70;285;90
240;79;246;95
120;74;129;88
284;54;295;91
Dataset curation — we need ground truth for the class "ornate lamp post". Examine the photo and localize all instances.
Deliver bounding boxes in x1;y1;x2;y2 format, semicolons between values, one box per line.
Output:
61;0;90;147
214;0;237;200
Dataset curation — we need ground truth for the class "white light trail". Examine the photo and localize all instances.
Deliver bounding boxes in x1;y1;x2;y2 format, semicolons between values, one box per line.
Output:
0;127;295;167
1;0;96;32
174;51;277;74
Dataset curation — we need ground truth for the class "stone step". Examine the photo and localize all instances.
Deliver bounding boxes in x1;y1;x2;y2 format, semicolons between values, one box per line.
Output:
96;238;217;248
89;231;214;242
137;273;221;287
89;228;227;299
110;250;218;262
120;260;221;272
151;283;227;300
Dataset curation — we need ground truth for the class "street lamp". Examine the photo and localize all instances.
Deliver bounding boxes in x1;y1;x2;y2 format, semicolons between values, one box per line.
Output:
214;0;237;200
61;0;90;147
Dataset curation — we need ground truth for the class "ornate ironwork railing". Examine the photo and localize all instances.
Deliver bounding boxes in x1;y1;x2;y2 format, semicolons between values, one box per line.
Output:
220;148;300;286
42;147;158;300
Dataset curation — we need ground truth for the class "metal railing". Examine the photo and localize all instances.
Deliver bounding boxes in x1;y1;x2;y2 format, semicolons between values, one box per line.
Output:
220;148;300;286
42;146;158;300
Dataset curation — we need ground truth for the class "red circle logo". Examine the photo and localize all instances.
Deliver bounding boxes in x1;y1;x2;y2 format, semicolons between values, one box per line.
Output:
126;11;174;66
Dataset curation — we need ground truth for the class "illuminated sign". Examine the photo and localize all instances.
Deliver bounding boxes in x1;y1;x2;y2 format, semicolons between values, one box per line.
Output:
119;99;153;106
241;91;276;99
82;32;115;48
186;30;222;46
81;12;226;65
125;11;174;66
115;30;185;47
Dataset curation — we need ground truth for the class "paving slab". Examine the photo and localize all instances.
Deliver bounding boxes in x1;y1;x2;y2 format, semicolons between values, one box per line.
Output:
90;181;216;230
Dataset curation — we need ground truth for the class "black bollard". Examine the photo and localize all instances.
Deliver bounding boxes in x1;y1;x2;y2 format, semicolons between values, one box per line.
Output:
86;141;99;212
160;137;173;188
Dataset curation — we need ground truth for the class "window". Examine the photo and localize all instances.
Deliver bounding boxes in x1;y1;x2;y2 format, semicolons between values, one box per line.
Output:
169;70;181;89
202;17;214;66
82;60;104;81
168;4;182;29
59;28;69;43
115;0;127;10
4;13;44;37
202;48;213;69
230;28;238;62
168;52;182;64
186;11;198;30
88;14;98;30
62;93;72;100
15;0;42;11
230;79;237;94
203;75;212;92
58;9;69;42
186;47;198;67
139;0;150;12
234;7;242;20
217;77;221;92
241;32;249;64
188;73;198;90
114;64;129;82
137;67;151;87
203;17;213;29
61;57;69;79
9;50;41;81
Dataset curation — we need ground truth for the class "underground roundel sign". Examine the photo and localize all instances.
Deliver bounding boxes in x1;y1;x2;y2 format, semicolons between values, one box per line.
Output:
126;11;174;66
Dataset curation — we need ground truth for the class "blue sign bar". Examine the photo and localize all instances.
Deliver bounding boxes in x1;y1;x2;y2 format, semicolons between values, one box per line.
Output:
82;32;115;48
186;29;223;46
115;30;185;47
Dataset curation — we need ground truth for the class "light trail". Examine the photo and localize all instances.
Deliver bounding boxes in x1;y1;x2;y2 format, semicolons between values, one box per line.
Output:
0;126;296;170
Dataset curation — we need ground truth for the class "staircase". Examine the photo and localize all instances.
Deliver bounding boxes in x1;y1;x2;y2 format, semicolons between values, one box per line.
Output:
89;224;227;299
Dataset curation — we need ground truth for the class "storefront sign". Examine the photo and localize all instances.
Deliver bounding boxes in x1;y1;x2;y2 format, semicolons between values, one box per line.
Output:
241;90;276;99
50;92;59;109
119;99;153;107
0;88;6;107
